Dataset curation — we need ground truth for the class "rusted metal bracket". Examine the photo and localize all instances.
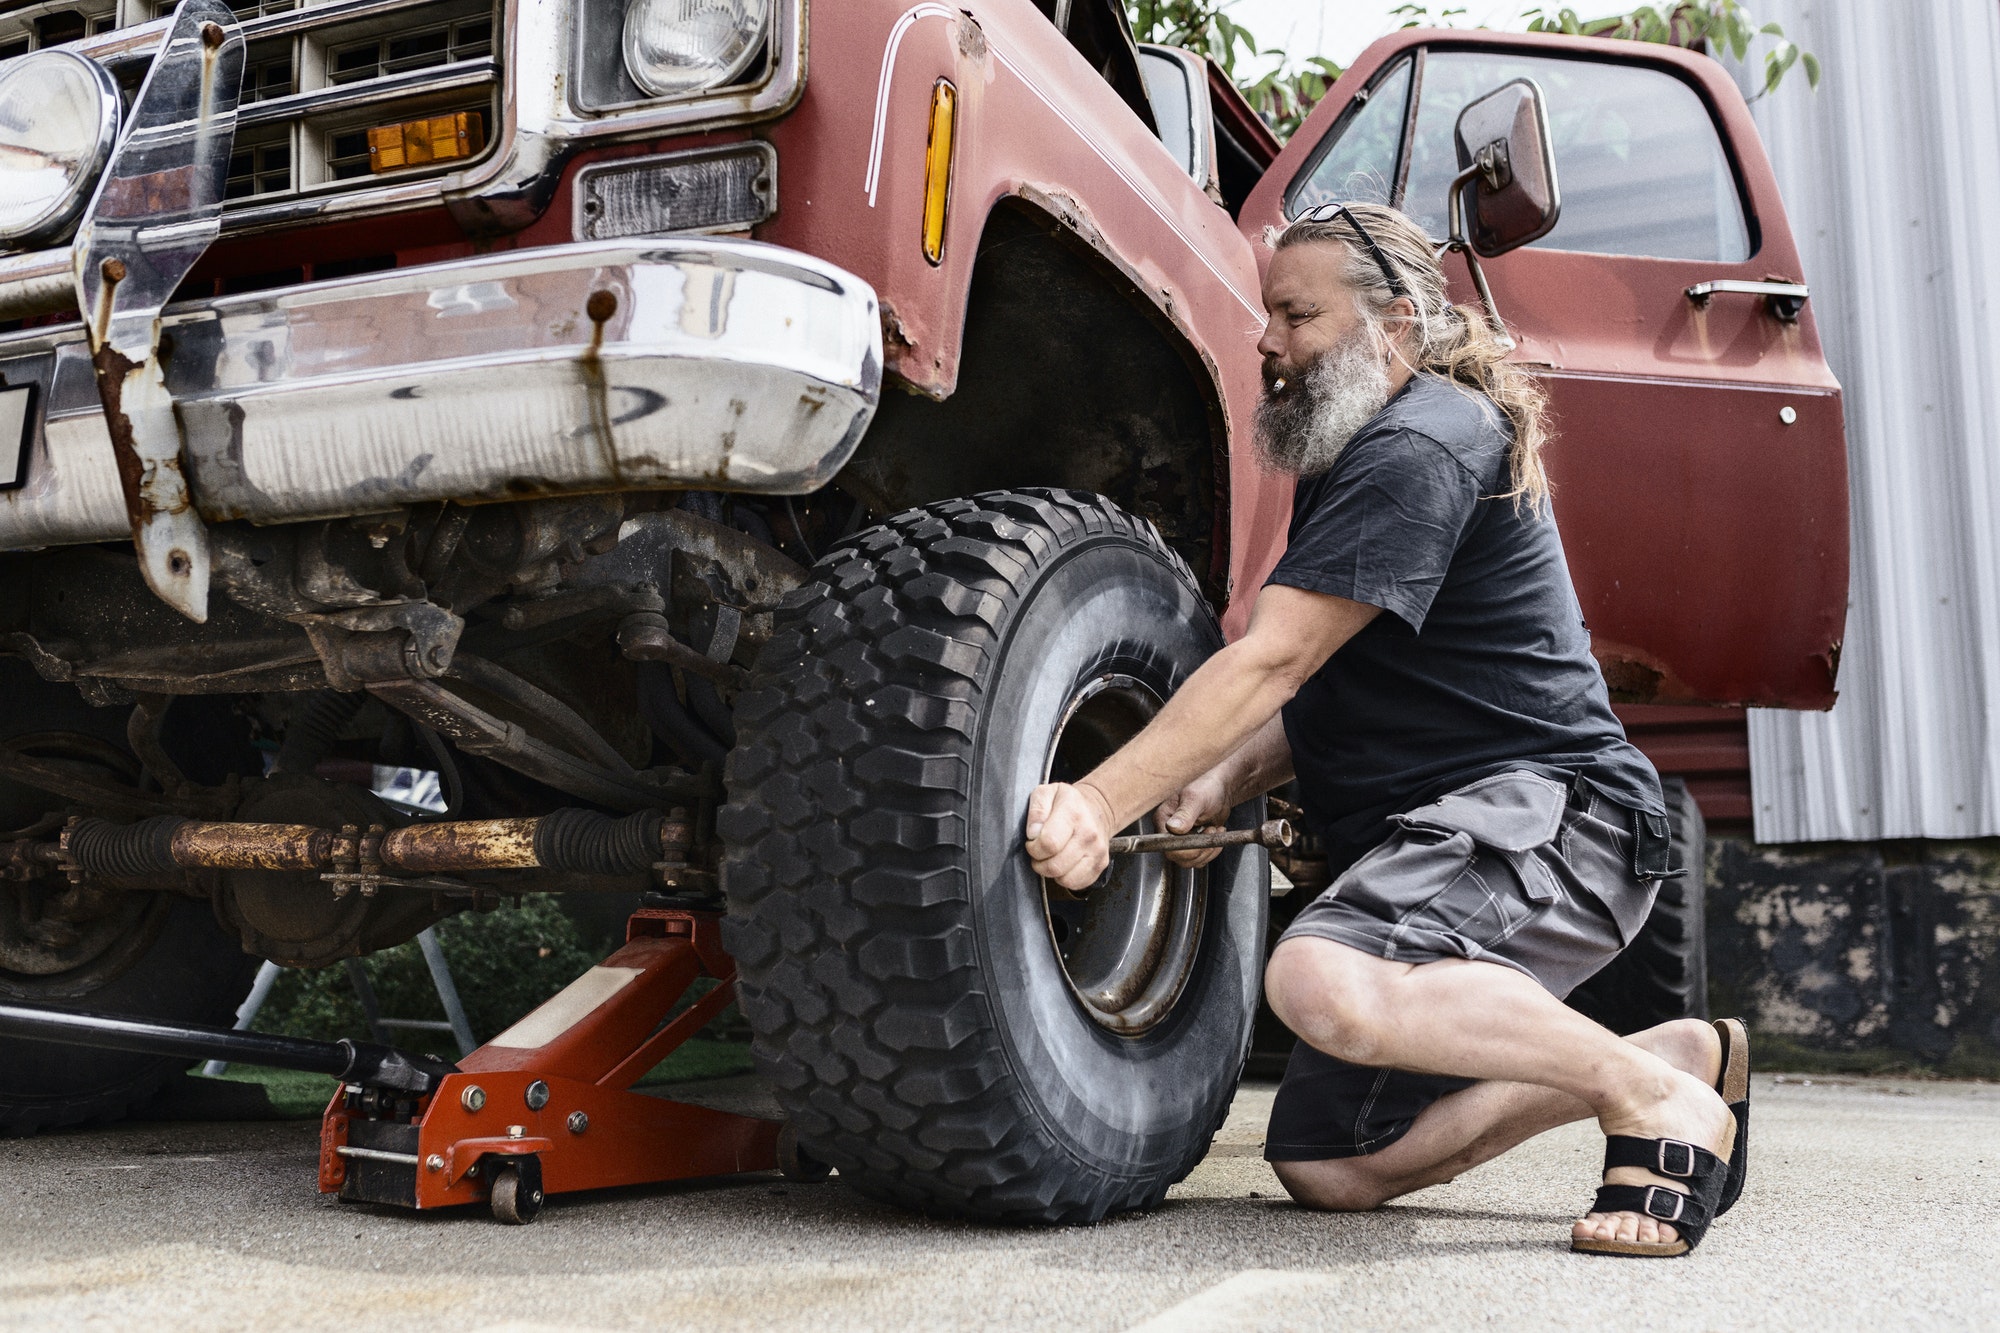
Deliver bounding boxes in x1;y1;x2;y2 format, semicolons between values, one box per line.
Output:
70;1;245;623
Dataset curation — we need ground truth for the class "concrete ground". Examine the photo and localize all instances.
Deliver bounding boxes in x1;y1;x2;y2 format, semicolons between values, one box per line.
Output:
2;1073;1995;1331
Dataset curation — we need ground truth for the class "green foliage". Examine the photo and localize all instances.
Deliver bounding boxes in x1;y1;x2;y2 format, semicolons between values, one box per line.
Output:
1391;3;1469;27
1524;2;1821;98
252;899;752;1089
1127;1;1341;139
1128;0;1819;145
256;899;607;1049
205;1066;341;1118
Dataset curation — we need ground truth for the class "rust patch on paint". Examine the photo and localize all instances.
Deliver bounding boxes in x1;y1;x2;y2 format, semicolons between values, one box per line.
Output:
1591;638;1697;705
880;301;916;359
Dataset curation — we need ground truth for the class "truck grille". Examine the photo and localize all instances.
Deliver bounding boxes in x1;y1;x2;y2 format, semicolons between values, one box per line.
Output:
0;0;502;209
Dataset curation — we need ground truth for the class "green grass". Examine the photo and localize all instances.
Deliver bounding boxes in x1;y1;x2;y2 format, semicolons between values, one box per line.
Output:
199;1067;342;1119
193;1037;755;1121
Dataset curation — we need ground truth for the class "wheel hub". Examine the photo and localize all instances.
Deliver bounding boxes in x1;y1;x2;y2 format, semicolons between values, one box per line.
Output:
1041;674;1206;1037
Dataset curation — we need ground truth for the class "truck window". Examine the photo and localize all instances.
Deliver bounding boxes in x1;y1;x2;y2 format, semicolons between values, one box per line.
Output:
1401;51;1751;261
1287;56;1413;212
1138;48;1197;176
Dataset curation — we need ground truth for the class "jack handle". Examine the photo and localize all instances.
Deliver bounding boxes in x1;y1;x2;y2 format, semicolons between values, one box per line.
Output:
1108;818;1294;857
0;1000;457;1096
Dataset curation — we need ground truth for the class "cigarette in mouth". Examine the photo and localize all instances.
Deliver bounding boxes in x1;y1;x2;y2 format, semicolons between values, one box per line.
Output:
1272;376;1288;393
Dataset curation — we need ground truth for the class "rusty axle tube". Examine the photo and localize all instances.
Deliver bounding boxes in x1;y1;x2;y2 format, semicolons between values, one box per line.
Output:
46;809;689;881
1107;819;1294;857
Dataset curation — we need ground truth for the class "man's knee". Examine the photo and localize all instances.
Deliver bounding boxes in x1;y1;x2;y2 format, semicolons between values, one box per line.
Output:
1265;939;1393;1065
1270;1156;1400;1212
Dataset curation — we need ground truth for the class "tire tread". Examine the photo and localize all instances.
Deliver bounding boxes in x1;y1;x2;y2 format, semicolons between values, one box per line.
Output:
721;489;1221;1223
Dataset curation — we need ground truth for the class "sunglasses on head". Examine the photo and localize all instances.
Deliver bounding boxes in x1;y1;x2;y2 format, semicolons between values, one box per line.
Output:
1294;202;1411;301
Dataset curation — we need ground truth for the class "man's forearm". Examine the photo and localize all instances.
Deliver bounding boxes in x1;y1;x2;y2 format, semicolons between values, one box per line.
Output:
1217;714;1295;807
1078;640;1303;828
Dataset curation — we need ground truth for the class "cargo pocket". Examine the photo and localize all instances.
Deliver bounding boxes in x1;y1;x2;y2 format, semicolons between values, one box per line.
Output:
1390;770;1570;922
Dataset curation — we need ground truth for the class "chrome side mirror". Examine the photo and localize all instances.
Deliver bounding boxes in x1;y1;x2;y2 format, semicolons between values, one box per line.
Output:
1444;78;1561;350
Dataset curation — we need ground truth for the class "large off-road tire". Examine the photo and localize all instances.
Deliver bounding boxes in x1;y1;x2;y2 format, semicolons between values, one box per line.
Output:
1565;777;1709;1033
720;490;1267;1223
0;663;262;1135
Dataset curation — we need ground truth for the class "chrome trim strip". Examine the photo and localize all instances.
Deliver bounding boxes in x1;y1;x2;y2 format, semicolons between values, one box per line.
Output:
0;250;72;321
0;239;882;550
236;59;501;129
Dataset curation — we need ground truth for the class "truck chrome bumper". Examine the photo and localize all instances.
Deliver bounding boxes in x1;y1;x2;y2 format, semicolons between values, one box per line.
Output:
0;239;882;549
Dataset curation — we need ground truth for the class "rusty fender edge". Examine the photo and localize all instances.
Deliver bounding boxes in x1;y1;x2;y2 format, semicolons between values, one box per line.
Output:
0;239;883;551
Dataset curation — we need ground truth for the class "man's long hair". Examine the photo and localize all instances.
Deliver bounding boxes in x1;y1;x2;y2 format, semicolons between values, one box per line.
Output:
1271;203;1551;511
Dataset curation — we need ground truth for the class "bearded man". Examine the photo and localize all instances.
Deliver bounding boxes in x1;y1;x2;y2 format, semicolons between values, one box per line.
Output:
1023;203;1747;1258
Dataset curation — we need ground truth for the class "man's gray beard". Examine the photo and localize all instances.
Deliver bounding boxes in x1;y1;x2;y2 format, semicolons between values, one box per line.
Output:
1254;326;1393;477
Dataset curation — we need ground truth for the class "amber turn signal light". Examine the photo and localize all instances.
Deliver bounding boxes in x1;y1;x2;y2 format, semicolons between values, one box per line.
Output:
368;110;487;174
921;80;956;265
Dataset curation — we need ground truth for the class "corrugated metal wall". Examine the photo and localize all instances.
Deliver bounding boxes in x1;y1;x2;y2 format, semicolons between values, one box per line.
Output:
1743;0;2000;842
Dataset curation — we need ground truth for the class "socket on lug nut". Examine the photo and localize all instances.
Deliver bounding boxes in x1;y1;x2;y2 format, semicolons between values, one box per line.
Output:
461;1085;486;1113
525;1080;551;1111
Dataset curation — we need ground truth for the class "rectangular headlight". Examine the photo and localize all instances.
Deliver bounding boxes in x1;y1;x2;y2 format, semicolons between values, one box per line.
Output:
573;142;775;241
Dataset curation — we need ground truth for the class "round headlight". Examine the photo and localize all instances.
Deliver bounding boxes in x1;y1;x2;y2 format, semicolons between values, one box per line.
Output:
0;50;120;247
622;0;770;99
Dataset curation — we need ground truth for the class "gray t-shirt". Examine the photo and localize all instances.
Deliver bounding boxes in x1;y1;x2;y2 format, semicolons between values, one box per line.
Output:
1268;372;1661;873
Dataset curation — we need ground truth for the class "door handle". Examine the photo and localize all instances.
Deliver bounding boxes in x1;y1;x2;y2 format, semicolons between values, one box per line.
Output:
1685;279;1810;322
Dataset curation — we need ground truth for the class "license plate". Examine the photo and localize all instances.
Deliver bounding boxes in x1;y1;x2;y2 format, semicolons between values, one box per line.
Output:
0;383;33;490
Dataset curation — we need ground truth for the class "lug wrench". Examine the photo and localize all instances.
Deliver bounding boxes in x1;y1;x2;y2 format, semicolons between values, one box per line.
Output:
1107;818;1294;856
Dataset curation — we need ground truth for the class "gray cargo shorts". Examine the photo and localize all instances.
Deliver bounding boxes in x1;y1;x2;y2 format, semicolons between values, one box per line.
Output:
1266;769;1660;1162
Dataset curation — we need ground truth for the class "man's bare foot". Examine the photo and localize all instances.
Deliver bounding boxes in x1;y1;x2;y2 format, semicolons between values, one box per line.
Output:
1572;1061;1734;1248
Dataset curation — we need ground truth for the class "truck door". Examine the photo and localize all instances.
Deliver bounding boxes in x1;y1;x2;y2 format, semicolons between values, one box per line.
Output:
1238;32;1848;709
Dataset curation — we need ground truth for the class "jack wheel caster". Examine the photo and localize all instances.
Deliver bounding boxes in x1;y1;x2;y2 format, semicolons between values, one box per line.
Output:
489;1161;545;1224
777;1123;832;1183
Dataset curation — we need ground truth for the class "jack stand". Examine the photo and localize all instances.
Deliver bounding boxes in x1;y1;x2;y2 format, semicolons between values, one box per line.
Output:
323;907;779;1223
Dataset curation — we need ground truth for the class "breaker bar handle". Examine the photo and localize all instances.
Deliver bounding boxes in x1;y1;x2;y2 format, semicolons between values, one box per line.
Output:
0;1001;456;1096
1108;818;1294;857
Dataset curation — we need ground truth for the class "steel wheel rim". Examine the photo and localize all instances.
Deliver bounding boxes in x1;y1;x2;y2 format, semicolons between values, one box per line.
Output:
1039;673;1205;1037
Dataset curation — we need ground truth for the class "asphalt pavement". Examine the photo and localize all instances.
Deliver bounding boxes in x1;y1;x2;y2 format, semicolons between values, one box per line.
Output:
2;1073;1995;1331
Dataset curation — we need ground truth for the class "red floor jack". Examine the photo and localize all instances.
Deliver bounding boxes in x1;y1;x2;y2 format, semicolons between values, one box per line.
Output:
0;906;809;1223
326;906;786;1222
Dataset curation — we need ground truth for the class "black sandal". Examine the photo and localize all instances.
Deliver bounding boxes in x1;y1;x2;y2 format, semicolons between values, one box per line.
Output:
1571;1134;1731;1258
1713;1017;1750;1215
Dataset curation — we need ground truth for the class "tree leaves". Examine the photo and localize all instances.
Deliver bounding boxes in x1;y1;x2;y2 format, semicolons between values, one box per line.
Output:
1125;0;1820;145
1522;2;1823;100
1127;0;1344;137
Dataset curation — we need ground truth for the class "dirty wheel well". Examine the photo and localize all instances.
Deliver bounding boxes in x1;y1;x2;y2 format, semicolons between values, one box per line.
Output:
835;198;1227;601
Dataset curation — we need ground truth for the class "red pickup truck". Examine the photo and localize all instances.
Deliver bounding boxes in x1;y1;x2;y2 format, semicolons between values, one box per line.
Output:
0;0;1842;1225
